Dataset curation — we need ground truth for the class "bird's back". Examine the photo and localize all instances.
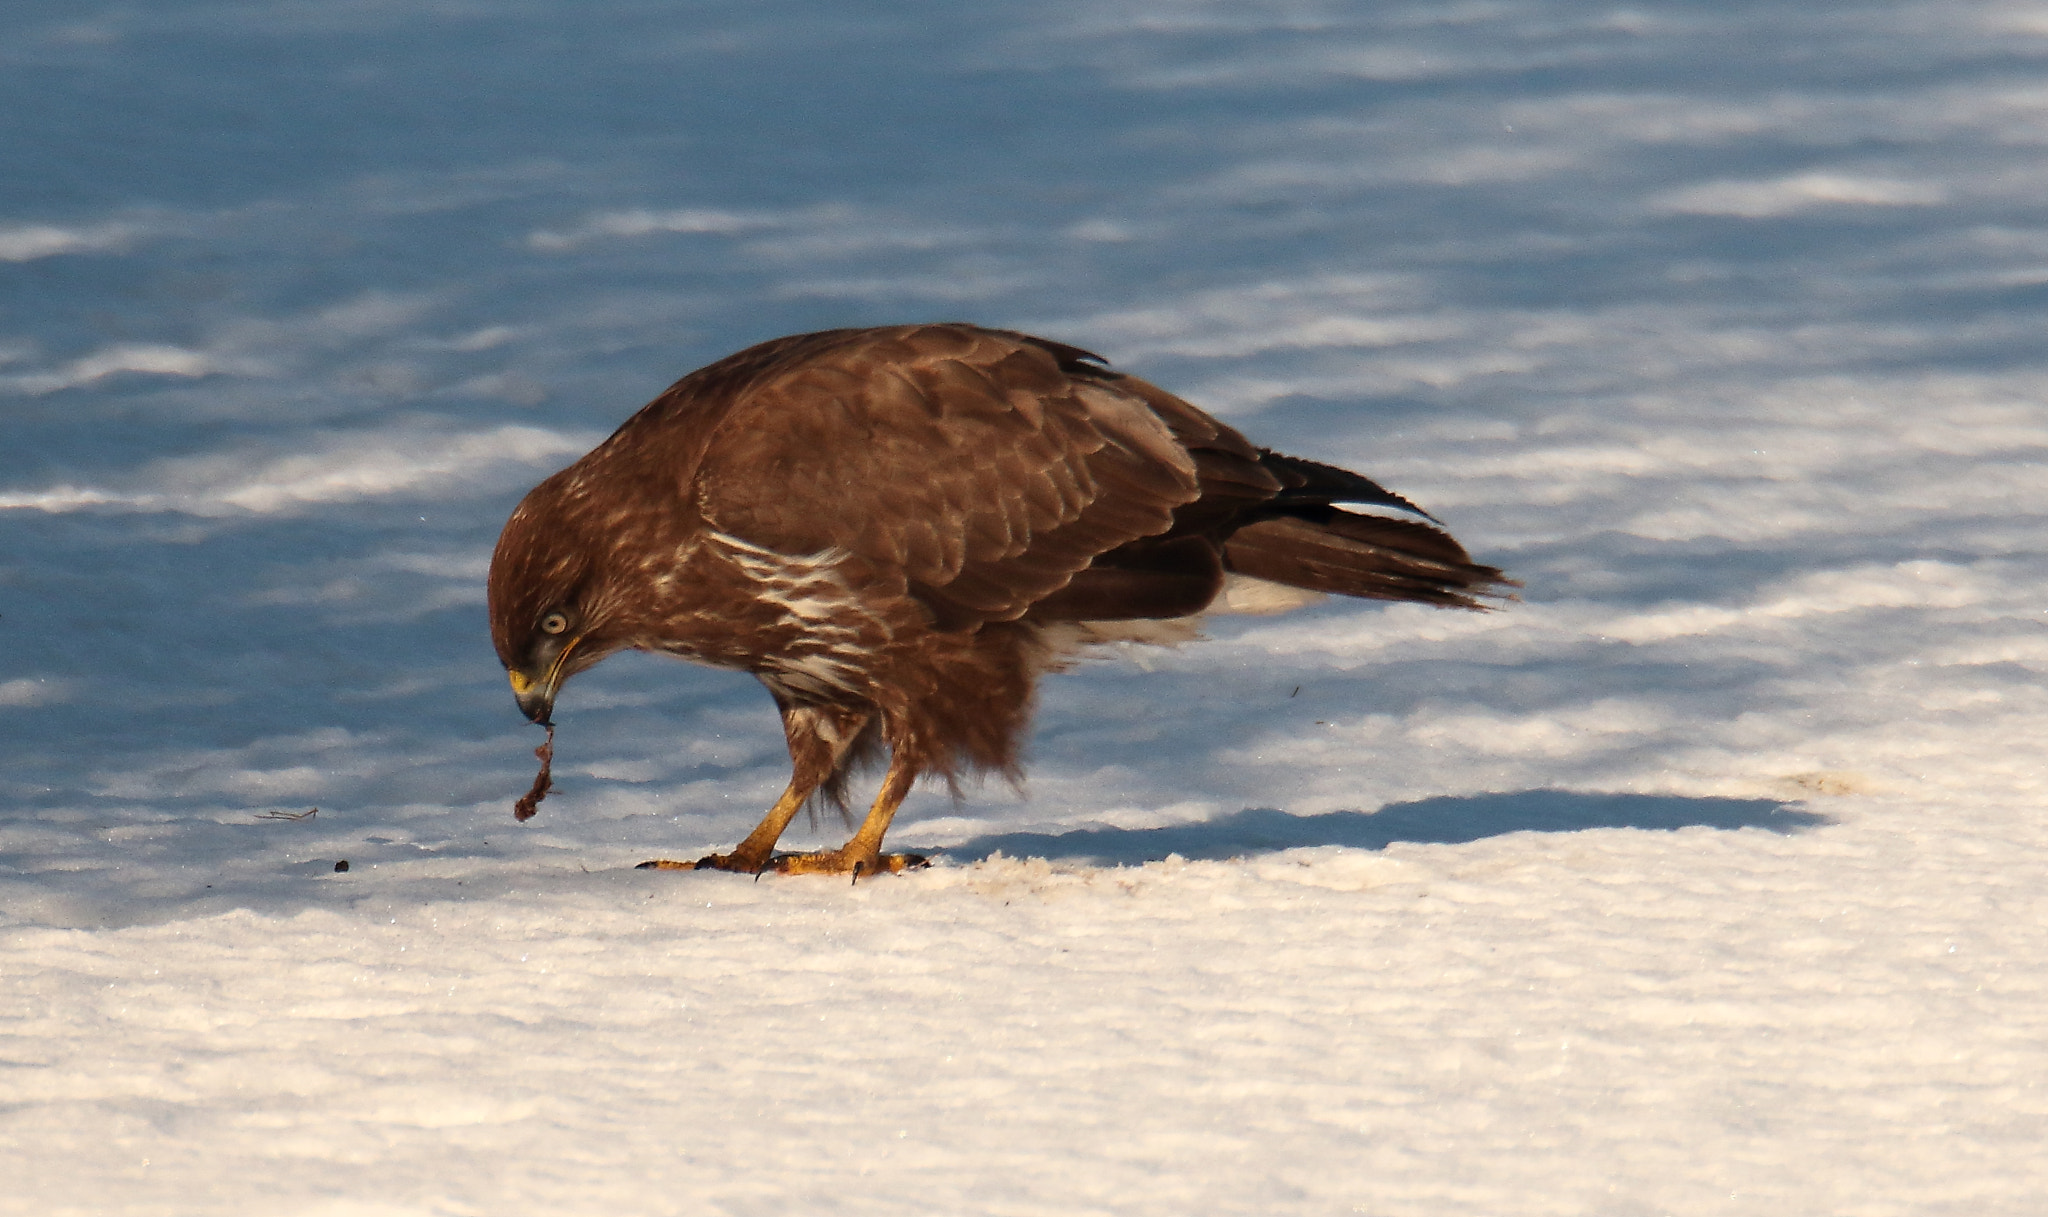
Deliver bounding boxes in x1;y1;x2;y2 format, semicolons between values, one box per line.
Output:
524;323;1506;634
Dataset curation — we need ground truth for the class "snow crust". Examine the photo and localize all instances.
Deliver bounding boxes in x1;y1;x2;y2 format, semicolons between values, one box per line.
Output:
4;1;2046;1212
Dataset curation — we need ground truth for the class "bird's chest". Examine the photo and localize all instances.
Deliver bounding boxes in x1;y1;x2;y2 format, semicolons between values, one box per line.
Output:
638;538;901;685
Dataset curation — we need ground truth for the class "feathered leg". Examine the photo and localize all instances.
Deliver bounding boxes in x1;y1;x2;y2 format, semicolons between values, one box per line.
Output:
638;701;871;873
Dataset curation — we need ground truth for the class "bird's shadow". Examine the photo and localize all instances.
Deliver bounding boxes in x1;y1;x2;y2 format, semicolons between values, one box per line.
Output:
941;789;1829;866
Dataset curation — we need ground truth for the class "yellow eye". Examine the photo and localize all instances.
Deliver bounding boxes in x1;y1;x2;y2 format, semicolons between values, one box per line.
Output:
540;610;571;635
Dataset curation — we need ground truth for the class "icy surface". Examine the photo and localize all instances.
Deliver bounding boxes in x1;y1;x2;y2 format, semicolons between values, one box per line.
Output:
4;1;2047;1213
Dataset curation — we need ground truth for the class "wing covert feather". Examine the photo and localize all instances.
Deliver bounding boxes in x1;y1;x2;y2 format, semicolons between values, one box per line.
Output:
692;325;1204;624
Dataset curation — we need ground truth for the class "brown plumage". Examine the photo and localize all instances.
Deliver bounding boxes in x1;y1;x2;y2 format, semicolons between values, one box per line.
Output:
487;323;1511;876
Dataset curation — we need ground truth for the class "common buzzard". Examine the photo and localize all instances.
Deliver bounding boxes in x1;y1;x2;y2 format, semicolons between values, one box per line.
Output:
488;324;1509;876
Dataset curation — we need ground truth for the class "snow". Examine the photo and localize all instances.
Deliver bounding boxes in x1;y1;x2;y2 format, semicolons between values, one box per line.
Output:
4;0;2046;1212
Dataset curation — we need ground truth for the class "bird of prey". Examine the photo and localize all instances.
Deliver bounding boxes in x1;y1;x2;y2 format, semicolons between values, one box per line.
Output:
488;323;1509;877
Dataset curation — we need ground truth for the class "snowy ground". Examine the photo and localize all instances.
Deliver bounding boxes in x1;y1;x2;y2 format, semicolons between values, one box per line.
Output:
5;1;2048;1213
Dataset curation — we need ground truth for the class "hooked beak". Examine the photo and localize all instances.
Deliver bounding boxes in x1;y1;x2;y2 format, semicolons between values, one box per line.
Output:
507;637;581;726
507;669;555;726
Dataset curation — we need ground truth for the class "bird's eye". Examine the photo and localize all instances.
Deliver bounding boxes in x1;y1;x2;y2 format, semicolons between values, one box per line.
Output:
539;610;571;635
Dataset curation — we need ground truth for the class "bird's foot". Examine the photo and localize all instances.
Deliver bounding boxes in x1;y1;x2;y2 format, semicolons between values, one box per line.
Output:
770;848;929;879
634;849;928;878
634;850;772;874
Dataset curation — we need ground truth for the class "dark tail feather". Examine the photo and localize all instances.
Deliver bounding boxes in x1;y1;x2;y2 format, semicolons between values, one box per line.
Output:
1258;450;1440;522
1222;511;1514;610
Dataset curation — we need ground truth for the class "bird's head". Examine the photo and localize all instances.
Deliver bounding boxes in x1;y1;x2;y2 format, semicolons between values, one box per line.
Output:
487;477;617;726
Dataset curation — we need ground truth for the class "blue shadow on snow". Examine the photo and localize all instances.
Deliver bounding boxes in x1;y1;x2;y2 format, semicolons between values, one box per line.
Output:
943;790;1827;867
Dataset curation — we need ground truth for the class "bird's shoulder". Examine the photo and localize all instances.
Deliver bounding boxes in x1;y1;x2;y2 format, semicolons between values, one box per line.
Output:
712;322;1113;434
